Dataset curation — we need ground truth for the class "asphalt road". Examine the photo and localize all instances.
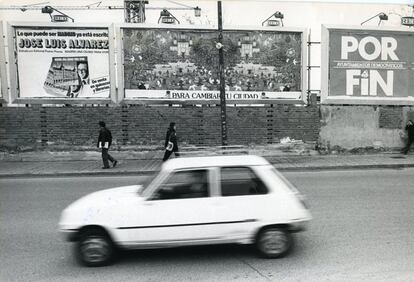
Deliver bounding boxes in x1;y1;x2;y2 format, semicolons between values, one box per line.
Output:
1;169;413;282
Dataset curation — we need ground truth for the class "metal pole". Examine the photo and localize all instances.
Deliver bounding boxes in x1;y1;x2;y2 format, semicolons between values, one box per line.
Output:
307;31;311;104
217;1;228;146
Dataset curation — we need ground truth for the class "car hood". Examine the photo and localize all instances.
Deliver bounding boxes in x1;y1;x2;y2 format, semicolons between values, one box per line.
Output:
66;185;143;211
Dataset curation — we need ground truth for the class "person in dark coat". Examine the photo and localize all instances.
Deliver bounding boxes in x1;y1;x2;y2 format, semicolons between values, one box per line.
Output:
162;122;180;162
97;121;118;169
402;120;414;155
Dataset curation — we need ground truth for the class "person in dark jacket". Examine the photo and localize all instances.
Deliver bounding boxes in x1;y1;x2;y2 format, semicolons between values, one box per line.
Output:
97;121;118;169
162;122;180;162
402;120;414;155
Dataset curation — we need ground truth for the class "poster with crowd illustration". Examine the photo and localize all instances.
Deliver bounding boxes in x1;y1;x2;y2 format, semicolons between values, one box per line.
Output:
122;27;304;101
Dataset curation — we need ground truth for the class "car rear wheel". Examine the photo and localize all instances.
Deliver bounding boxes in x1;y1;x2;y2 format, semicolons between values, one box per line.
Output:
256;227;292;258
76;229;114;267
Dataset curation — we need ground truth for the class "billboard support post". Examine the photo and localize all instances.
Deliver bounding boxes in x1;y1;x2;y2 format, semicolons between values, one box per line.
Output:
218;1;228;146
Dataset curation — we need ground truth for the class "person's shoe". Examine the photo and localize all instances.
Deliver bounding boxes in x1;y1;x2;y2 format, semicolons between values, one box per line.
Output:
113;160;118;168
102;166;110;169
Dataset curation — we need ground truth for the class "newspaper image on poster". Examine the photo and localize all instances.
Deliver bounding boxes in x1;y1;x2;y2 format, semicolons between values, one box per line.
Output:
122;28;303;101
15;27;110;99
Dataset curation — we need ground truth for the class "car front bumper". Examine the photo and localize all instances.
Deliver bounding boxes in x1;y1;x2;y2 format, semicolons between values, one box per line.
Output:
288;220;310;233
60;228;79;242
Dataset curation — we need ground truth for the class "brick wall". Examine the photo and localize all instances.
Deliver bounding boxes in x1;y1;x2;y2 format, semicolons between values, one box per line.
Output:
0;107;42;150
0;104;320;151
379;107;403;129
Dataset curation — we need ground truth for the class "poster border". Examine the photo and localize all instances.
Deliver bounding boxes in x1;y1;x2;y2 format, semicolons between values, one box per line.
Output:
0;21;8;103
116;23;307;105
321;24;414;105
7;21;116;105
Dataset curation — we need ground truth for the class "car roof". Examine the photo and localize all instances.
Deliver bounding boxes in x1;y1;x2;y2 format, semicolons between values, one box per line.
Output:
162;155;270;171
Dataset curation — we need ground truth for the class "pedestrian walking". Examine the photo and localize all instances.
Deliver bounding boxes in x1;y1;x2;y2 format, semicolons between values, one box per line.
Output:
97;121;118;169
402;120;414;155
163;122;180;162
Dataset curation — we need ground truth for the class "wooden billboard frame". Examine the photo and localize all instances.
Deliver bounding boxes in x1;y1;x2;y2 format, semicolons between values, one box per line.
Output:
0;21;8;104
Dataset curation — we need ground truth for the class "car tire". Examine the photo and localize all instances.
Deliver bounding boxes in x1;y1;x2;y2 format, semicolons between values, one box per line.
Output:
256;227;292;258
76;228;115;267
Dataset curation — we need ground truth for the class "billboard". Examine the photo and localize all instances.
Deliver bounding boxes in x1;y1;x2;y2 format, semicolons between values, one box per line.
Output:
0;21;8;103
321;25;414;105
118;25;306;103
8;23;116;104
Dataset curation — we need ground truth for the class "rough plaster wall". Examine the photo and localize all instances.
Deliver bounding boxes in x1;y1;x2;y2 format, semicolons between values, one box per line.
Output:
320;106;414;150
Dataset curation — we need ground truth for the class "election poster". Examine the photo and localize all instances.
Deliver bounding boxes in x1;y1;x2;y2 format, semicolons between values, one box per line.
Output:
0;21;7;102
121;27;304;102
322;26;414;104
13;26;111;100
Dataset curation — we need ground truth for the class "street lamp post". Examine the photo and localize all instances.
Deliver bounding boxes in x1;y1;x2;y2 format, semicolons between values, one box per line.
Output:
217;1;227;146
158;9;180;24
41;6;74;22
360;12;388;26
261;11;284;27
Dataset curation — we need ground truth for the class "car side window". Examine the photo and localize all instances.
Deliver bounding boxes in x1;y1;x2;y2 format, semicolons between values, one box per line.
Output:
220;167;268;196
151;170;209;200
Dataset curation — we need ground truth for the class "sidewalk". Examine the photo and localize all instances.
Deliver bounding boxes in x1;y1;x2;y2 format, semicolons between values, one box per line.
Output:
1;151;414;178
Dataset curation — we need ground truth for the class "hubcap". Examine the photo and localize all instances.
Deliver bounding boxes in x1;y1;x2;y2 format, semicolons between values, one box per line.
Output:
81;236;110;263
260;230;288;255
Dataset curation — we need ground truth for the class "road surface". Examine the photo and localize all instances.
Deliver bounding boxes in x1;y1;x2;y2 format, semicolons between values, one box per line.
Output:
1;169;413;281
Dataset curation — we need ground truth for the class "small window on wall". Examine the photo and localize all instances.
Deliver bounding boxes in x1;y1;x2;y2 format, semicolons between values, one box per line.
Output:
152;170;209;200
220;167;268;196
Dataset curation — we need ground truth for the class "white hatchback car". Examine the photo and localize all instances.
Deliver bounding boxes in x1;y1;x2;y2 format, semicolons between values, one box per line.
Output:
59;155;311;266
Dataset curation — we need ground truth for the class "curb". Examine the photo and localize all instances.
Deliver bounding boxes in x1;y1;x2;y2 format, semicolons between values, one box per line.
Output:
0;170;155;178
276;163;414;171
1;163;414;178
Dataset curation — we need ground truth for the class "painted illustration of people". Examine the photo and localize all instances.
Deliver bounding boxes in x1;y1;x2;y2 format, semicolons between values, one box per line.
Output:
178;79;184;90
200;84;209;91
283;84;291;92
234;82;242;91
67;62;93;98
138;82;146;89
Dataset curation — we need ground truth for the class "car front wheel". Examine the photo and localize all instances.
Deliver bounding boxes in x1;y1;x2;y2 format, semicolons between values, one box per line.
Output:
76;229;114;267
256;227;292;258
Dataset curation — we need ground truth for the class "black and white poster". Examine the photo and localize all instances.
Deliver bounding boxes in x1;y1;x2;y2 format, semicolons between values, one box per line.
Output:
15;27;111;99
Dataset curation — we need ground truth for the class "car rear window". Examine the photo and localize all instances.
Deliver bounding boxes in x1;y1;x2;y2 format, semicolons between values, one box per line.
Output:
220;167;268;196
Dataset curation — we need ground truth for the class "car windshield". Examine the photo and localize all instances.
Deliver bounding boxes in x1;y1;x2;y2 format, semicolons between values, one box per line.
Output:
138;171;160;195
